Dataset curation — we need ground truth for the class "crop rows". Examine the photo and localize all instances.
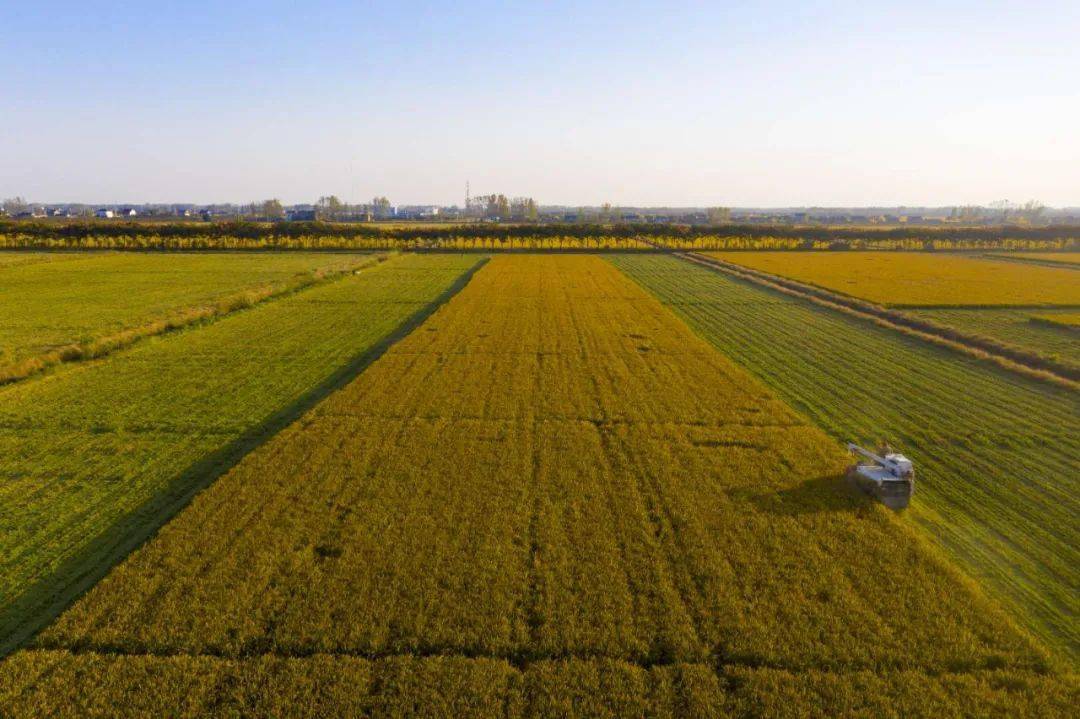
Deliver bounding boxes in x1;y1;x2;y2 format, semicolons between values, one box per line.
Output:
611;254;1080;665
707;251;1080;307
2;255;1071;715
0;253;481;649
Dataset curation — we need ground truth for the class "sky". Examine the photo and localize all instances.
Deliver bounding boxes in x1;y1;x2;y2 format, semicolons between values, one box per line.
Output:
2;1;1078;207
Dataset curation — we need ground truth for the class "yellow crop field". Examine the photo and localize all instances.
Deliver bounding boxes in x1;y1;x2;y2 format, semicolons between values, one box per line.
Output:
1032;313;1080;329
708;251;1080;307
988;252;1080;267
2;255;1072;716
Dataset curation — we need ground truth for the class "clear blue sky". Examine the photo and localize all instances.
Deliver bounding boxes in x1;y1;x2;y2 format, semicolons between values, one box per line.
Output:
3;1;1078;206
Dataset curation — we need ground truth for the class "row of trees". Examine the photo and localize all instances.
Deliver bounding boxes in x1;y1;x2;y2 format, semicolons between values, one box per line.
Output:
952;200;1046;224
314;196;392;220
468;194;540;221
237;196;396;221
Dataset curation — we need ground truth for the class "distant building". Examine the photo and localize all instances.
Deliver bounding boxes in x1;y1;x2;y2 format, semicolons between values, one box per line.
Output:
95;209;115;219
396;205;441;220
117;208;137;217
287;209;318;221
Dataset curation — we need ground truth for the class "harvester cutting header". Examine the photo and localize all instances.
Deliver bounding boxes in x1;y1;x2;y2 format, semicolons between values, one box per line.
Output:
846;443;915;510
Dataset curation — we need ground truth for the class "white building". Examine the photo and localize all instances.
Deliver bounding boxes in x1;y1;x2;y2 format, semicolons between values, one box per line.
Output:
95;209;115;219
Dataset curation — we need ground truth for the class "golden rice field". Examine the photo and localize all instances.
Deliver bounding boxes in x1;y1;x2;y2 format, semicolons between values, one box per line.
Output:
987;252;1080;267
708;251;1080;307
613;253;1080;667
1;255;1074;717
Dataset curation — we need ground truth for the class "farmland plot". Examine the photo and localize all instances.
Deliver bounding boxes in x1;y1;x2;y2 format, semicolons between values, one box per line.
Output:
611;254;1080;665
0;254;481;650
0;251;373;378
0;252;83;270
987;252;1080;267
708;251;1080;307
905;308;1080;370
2;255;1072;716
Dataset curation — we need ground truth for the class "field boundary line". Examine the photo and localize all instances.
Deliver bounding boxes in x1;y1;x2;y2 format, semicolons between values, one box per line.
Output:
0;252;395;387
981;253;1080;271
677;251;1080;392
0;256;490;660
20;642;1059;678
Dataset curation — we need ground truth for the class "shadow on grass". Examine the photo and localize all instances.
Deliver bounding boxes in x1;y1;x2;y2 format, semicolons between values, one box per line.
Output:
0;256;489;658
737;474;870;516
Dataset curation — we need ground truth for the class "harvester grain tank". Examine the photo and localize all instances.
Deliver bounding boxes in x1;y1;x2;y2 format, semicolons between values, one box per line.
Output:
845;443;915;510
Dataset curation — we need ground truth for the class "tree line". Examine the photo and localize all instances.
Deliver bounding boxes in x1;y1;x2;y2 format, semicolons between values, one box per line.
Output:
2;218;1079;243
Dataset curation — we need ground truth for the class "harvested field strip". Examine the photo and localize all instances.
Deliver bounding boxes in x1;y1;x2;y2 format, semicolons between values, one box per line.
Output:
4;256;1072;716
0;650;1074;719
708;251;1080;307
685;251;1079;388
0;251;377;382
610;254;1080;666
0;254;483;652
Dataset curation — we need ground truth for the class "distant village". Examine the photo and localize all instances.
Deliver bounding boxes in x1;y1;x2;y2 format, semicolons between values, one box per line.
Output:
1;195;1075;226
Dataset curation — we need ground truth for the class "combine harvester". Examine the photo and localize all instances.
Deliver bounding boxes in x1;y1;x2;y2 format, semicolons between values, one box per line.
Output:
846;443;915;510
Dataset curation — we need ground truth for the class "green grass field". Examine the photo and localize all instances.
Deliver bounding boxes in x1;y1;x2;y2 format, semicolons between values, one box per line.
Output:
0;251;372;374
610;254;1080;667
0;253;481;651
1;256;1072;717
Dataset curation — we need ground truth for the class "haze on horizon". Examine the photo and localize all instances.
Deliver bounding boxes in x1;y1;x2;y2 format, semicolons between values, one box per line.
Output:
3;1;1078;208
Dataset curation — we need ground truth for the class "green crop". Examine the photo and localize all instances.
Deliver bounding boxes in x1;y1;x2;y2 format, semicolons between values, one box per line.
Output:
0;251;377;381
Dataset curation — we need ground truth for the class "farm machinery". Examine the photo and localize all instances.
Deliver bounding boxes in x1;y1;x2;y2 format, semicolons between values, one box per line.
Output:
846;443;915;510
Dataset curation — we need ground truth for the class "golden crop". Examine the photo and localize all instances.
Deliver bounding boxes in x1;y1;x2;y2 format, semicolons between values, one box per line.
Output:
708;251;1080;307
988;252;1080;266
3;255;1071;715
